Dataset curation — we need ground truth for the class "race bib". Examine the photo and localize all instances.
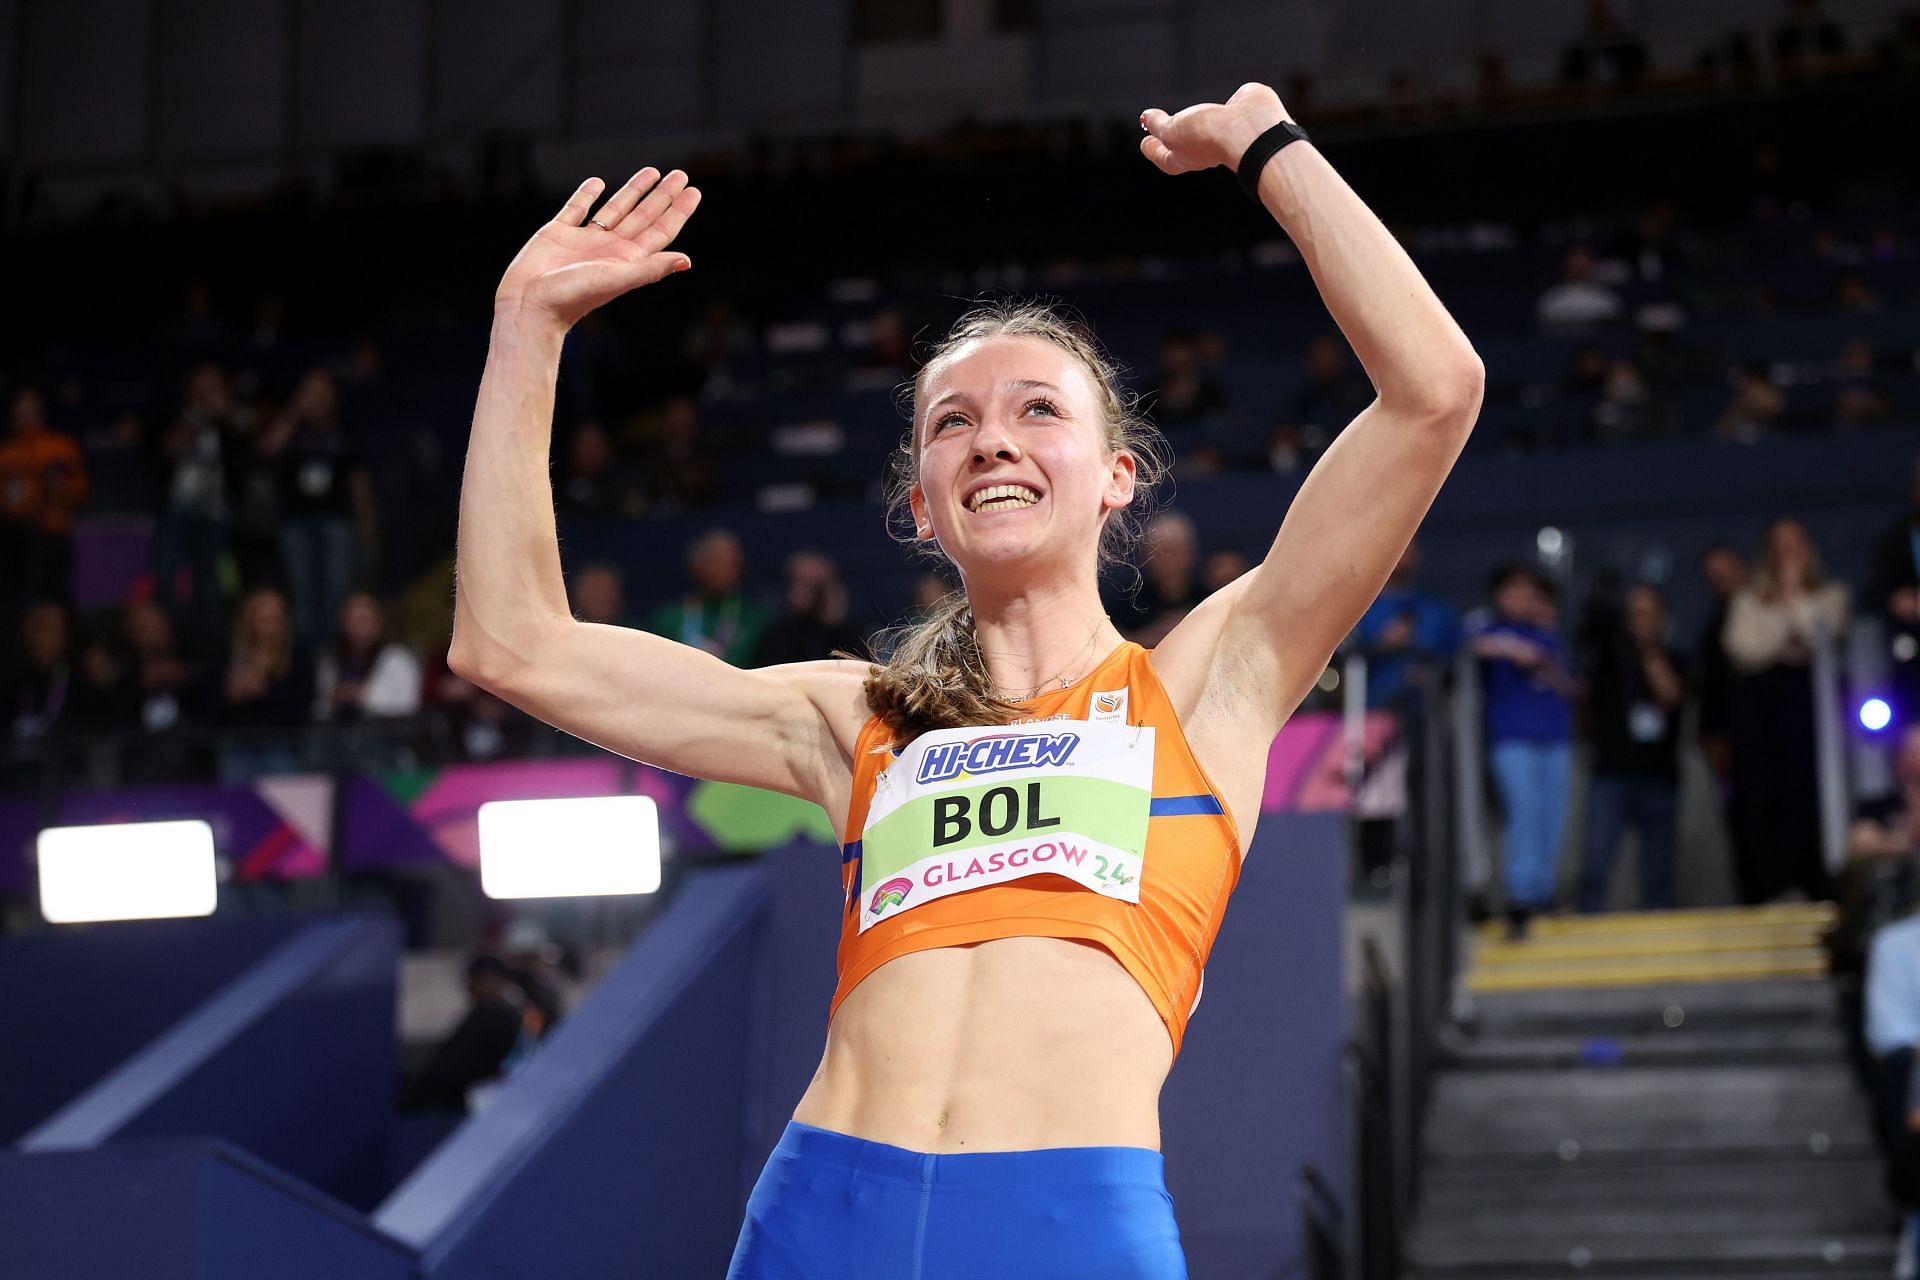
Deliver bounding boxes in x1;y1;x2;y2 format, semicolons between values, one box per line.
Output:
857;720;1154;933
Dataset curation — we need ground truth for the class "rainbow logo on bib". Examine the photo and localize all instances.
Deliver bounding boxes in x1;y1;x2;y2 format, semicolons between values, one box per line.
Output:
868;877;913;916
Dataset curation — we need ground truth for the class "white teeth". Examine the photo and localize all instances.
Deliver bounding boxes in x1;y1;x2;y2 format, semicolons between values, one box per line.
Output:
967;484;1040;513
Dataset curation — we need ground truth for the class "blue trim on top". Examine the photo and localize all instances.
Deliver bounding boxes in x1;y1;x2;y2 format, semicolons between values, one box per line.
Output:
841;840;862;864
1150;794;1226;818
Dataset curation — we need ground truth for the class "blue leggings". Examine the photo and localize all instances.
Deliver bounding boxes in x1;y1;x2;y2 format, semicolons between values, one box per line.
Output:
727;1121;1188;1279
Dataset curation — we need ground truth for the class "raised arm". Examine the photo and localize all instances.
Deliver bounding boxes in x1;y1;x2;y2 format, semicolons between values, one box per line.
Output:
448;169;869;819
1142;85;1484;747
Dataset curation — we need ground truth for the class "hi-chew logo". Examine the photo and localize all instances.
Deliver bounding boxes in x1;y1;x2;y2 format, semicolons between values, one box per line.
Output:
915;732;1079;785
868;877;913;916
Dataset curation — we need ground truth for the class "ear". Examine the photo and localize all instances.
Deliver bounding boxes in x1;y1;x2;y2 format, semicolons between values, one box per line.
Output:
1102;449;1138;512
908;483;937;541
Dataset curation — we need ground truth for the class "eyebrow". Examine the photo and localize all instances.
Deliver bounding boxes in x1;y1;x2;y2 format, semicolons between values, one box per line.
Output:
925;379;1069;414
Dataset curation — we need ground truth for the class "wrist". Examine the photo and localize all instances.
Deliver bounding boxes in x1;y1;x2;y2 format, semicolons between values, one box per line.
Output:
491;297;572;343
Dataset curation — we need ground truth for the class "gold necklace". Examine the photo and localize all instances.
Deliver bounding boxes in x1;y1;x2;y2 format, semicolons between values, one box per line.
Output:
990;617;1109;703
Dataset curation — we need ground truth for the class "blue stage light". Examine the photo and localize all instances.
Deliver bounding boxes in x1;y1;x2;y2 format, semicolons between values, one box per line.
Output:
1860;697;1894;732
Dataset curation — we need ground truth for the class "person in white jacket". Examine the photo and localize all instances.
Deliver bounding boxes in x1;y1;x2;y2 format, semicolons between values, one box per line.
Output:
315;591;421;721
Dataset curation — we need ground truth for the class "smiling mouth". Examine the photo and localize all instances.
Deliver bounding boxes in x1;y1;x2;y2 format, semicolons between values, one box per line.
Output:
967;484;1041;513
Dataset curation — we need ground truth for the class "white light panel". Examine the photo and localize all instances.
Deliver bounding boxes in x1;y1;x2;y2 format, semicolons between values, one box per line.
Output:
38;819;219;924
478;795;661;900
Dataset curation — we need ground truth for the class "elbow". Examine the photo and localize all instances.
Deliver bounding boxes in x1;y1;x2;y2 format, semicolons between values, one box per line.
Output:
1390;354;1486;431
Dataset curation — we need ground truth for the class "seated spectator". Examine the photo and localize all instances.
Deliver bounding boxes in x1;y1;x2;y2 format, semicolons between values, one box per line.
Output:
1470;565;1578;939
193;586;315;729
1268;422;1312;476
569;562;630;627
642;396;720;512
1714;366;1786;443
123;598;194;733
755;549;865;666
1111;512;1202;646
422;639;536;762
1590;357;1656;440
1577;585;1687;913
65;624;139;731
0;388;91;622
557;421;640;521
5;601;71;743
646;529;769;665
1835;271;1884;313
1723;517;1849;904
316;592;422;721
1350;540;1461;710
1148;330;1228;432
1536;245;1624;329
1292;335;1373;442
1830;340;1892;426
401;955;544;1113
1557;0;1650;87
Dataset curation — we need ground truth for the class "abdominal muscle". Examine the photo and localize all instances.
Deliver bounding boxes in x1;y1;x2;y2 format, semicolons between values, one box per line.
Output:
789;935;1174;1154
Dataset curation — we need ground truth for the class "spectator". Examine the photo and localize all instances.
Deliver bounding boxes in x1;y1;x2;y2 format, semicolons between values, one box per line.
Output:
569;562;629;627
1201;549;1251;597
1835;271;1884;313
1577;585;1688;913
646;529;769;665
1292;335;1373;442
423;639;536;762
195;587;314;730
316;592;421;721
755;549;865;666
0;389;91;621
1695;543;1750;842
1268;421;1311;476
1871;458;1920;722
153;362;246;625
1557;0;1650;87
402;954;541;1113
1111;512;1202;646
5;601;71;743
1350;540;1461;710
123;598;193;733
272;368;375;650
1714;365;1786;444
1148;330;1228;432
1536;244;1624;329
65;624;138;731
1723;517;1849;904
557;421;640;521
642;396;720;511
1470;565;1578;939
1832;338;1892;426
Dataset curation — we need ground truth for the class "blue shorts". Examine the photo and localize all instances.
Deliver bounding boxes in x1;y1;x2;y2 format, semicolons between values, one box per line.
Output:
727;1121;1188;1280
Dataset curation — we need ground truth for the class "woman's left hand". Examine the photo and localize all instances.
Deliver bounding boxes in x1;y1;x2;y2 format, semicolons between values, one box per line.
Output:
1138;82;1292;176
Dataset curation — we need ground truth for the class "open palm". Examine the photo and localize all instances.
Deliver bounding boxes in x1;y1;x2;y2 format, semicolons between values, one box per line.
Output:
1138;83;1290;176
494;167;702;328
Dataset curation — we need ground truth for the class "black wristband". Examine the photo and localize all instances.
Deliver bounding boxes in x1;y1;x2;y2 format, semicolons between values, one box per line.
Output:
1236;120;1310;202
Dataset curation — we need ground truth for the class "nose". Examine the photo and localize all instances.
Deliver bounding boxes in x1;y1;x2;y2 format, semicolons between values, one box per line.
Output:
971;416;1023;465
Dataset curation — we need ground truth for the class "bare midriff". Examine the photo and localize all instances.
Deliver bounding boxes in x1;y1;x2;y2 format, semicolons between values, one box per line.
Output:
789;935;1174;1154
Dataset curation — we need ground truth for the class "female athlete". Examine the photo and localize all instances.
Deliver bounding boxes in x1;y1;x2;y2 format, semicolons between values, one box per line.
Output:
451;81;1482;1280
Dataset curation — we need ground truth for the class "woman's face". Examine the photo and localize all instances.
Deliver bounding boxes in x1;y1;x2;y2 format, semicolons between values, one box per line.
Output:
908;335;1134;583
340;594;381;649
1768;521;1812;583
245;593;290;648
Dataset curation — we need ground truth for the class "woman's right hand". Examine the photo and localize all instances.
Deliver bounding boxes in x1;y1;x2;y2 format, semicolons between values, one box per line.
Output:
493;168;702;329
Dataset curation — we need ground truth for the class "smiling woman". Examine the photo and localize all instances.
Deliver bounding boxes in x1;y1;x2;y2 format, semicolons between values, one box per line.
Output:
449;80;1482;1280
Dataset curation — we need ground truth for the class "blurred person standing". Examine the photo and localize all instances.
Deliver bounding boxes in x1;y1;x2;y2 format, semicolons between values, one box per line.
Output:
1723;517;1849;904
316;592;422;722
646;528;768;665
0;389;91;627
4;601;72;744
1471;565;1579;938
1350;539;1460;710
755;549;865;666
1577;585;1687;913
154;363;247;626
272;368;376;651
569;562;631;628
1110;511;1202;646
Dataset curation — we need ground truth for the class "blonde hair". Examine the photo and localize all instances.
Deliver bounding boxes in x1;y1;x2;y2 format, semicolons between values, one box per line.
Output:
860;300;1168;741
1754;516;1829;601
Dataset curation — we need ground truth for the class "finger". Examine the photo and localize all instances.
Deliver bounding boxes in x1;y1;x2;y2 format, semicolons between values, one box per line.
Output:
613;168;689;238
634;186;702;254
621;250;694;289
1138;134;1188;175
554;177;605;227
592;167;661;232
1139;108;1172;137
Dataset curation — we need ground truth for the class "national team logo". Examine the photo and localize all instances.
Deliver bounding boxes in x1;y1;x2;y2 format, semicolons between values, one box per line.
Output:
868;876;913;916
1090;687;1129;723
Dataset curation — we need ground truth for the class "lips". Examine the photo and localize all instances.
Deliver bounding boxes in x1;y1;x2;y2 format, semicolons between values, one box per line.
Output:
966;482;1042;513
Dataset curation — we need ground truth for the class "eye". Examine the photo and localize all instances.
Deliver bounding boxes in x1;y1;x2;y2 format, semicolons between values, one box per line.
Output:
933;411;968;431
1022;398;1060;418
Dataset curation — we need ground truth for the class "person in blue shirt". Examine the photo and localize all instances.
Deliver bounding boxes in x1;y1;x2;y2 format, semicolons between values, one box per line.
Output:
1351;540;1461;710
1470;564;1578;939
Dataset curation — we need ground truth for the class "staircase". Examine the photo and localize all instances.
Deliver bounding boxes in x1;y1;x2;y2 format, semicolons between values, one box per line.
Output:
1406;904;1898;1279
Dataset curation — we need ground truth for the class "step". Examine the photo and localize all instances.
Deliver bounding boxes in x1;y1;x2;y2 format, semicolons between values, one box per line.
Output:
1419;1155;1890;1221
1423;1063;1873;1162
1473;923;1834;967
1465;979;1841;1036
1440;1022;1851;1070
1465;947;1829;993
1470;903;1837;943
1406;1231;1895;1277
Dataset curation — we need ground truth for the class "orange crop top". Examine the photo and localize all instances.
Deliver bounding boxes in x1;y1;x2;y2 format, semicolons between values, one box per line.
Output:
832;641;1243;1058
